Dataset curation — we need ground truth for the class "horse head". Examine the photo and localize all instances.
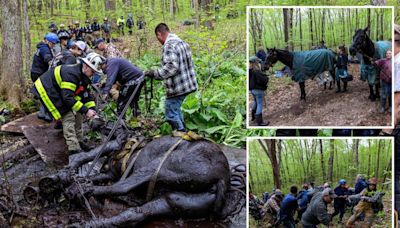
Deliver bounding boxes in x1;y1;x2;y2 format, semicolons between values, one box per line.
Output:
266;47;278;66
350;26;372;56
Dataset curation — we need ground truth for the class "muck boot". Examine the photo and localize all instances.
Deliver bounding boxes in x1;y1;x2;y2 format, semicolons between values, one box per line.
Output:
255;114;269;126
251;110;256;121
368;85;376;101
343;81;347;92
379;98;386;113
336;81;341;93
375;84;380;99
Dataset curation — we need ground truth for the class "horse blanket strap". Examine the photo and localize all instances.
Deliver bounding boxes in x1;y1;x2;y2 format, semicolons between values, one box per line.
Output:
146;138;183;201
119;138;146;181
292;49;335;83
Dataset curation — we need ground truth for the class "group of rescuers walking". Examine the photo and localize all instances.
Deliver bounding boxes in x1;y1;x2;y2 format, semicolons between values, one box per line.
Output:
30;22;197;154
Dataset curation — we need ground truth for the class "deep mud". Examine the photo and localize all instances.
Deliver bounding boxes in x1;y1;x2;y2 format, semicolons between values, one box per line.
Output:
249;64;391;127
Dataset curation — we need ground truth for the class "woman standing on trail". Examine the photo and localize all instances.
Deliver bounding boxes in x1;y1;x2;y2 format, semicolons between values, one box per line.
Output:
375;49;392;113
249;56;269;126
335;45;349;93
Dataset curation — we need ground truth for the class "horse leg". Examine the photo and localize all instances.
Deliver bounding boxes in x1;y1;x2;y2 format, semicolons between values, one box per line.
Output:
329;70;335;90
299;82;306;101
83;191;217;227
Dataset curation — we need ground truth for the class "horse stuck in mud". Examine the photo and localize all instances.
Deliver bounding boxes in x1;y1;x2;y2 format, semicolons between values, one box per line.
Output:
0;121;246;227
266;47;337;101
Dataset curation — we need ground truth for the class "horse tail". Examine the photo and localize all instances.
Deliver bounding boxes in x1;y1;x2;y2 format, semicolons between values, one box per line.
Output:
213;178;227;217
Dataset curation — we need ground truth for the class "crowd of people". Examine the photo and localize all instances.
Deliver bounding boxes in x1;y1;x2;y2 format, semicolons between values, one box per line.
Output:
30;20;197;154
249;175;384;228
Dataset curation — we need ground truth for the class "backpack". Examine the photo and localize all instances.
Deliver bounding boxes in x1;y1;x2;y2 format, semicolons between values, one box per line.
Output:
127;18;133;27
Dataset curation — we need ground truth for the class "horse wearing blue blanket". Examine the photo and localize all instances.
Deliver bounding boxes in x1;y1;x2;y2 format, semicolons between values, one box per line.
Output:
349;26;391;101
266;48;336;100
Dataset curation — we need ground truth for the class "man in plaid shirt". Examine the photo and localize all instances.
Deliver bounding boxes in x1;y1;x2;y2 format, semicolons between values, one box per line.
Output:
145;23;198;132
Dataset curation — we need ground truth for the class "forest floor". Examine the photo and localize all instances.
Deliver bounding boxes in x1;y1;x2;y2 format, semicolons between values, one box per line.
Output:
249;193;393;227
248;64;392;127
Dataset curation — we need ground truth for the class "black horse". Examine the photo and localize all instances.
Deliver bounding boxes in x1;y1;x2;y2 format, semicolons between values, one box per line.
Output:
349;26;391;101
266;48;336;100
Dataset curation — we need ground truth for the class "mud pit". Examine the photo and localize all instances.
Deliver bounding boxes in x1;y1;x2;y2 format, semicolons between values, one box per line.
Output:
249;64;391;127
0;120;246;227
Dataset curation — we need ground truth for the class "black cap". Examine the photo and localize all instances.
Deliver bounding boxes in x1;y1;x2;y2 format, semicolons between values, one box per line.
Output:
94;38;105;48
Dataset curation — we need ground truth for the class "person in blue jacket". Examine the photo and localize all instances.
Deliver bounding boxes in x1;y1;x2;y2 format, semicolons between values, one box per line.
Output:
355;174;368;194
331;179;349;223
30;33;59;122
297;183;310;221
279;185;299;228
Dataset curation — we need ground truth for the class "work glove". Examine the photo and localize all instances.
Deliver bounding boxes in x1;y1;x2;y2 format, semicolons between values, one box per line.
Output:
145;70;155;78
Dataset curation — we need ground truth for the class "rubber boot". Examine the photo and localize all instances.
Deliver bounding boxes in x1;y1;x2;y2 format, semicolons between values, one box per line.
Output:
343;81;347;92
251;110;256;121
375;83;380;99
336;81;341;93
255;114;269;126
379;98;386;113
368;85;376;101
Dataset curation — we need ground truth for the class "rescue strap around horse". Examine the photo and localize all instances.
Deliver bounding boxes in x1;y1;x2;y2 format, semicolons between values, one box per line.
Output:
146;138;183;201
85;75;144;177
119;137;146;181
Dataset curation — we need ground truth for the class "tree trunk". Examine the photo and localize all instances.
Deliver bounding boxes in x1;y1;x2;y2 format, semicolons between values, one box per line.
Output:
321;9;325;43
375;140;382;178
328;139;334;183
258;139;281;189
367;140;371;177
283;9;289;50
380;9;384;40
309;10;313;48
84;0;91;19
105;0;116;11
0;0;24;108
23;0;31;78
354;139;359;172
299;9;303;51
319;139;326;181
367;8;371;37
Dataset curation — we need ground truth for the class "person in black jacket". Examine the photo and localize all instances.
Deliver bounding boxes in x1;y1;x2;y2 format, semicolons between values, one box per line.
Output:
331;179;349;224
249;56;269;126
336;45;349;92
31;53;105;154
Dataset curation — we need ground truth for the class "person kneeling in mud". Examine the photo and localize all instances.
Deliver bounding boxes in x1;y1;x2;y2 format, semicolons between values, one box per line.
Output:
249;56;269;126
336;45;349;93
375;49;392;113
262;189;283;227
346;177;378;227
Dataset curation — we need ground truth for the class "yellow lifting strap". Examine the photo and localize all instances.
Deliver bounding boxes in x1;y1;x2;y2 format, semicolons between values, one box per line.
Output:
35;79;61;120
146;138;183;201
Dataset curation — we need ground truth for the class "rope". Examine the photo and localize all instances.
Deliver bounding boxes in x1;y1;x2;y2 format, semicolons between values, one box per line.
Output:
73;176;97;219
146;138;183;201
119;138;146;181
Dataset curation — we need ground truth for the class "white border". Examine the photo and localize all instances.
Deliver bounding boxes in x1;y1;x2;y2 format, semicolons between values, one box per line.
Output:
246;136;395;228
246;6;395;129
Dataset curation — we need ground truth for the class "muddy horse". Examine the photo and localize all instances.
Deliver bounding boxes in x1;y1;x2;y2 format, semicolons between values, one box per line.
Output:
349;26;391;101
266;48;336;100
32;133;245;227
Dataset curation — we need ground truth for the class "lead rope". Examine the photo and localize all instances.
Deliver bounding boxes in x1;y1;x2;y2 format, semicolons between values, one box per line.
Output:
146;138;183;201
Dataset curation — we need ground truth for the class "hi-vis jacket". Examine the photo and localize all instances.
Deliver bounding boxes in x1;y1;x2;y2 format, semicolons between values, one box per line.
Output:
32;63;95;120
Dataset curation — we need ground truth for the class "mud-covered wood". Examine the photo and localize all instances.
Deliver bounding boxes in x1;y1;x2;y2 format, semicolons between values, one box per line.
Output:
1;112;50;134
22;125;68;167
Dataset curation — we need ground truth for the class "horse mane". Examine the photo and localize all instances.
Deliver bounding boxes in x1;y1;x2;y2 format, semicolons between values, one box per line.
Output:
274;48;294;68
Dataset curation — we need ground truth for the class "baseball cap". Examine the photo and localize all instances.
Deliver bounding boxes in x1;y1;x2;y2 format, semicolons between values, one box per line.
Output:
94;38;105;48
322;188;337;198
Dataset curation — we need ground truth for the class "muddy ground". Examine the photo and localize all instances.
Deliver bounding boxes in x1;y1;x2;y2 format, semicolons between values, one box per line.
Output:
0;127;246;227
249;64;392;127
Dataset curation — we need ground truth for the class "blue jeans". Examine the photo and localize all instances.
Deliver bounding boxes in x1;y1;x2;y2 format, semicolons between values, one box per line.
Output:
251;89;264;115
380;80;391;99
165;94;186;131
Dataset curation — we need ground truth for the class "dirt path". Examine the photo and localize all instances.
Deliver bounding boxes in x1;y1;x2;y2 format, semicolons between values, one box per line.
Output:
249;64;391;127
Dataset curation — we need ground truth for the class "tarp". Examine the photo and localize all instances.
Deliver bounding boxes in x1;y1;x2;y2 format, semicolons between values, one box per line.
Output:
292;49;336;82
360;40;391;85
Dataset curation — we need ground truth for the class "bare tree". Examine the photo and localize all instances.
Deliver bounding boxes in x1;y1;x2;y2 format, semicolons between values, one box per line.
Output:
258;139;281;189
328;139;334;183
0;0;24;108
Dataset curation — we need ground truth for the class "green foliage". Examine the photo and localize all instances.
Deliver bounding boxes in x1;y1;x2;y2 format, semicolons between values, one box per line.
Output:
20;98;38;114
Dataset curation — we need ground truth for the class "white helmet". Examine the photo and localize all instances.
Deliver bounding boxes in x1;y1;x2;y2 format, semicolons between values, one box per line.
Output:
81;53;105;73
75;41;87;51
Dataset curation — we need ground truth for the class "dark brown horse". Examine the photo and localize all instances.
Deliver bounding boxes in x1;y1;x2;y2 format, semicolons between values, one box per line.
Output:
266;48;336;101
